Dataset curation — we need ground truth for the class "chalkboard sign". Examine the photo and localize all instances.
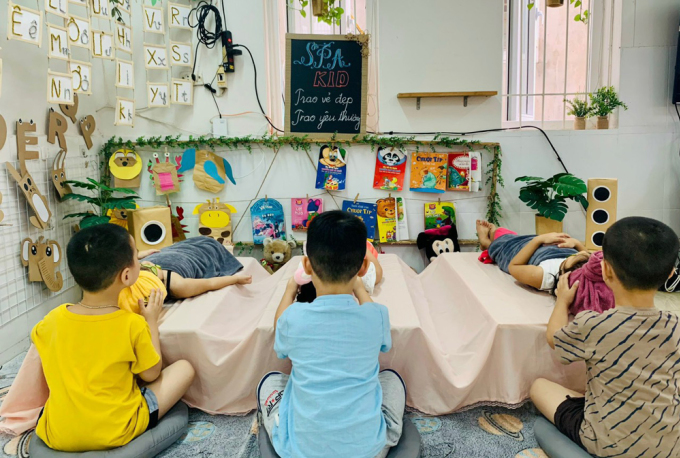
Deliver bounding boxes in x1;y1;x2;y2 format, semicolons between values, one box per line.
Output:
285;34;369;140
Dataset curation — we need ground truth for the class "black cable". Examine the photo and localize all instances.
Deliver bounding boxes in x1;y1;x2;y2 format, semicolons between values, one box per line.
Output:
211;91;222;118
232;43;284;132
675;103;680;123
189;1;223;81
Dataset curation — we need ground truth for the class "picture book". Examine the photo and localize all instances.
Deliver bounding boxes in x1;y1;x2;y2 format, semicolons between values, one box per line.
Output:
250;198;286;244
409;152;448;193
342;200;377;241
447;153;471;191
291;197;323;232
376;197;397;243
315;144;348;191
424;202;456;230
396;197;409;241
373;147;407;191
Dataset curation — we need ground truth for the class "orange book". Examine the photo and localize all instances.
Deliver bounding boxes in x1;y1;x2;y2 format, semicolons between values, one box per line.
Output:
409;152;447;193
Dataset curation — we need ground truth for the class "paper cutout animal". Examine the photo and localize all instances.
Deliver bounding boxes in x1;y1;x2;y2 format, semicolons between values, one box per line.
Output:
51;149;72;199
109;149;142;188
177;148;236;193
193;198;237;246
6;120;52;230
79;114;96;150
21;236;63;292
147;151;183;195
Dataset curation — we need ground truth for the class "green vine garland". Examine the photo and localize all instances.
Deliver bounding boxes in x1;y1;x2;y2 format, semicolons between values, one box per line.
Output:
99;134;504;225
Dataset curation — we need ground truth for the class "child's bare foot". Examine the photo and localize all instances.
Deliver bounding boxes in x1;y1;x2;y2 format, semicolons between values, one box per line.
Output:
476;220;491;239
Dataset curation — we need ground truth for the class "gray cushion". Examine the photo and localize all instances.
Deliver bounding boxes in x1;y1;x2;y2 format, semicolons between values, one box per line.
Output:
534;417;593;458
30;402;189;458
258;417;421;458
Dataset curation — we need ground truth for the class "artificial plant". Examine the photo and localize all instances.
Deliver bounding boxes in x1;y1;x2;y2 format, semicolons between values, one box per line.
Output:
589;86;628;117
565;96;592;118
528;0;589;23
515;173;588;222
62;178;138;229
288;0;344;26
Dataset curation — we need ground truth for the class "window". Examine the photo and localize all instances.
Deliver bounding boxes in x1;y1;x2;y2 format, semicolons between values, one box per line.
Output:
285;0;367;35
502;0;620;128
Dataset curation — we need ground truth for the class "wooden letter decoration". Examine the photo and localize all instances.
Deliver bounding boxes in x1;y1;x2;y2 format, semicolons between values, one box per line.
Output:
21;237;63;292
80;114;95;149
0;114;6;150
47;109;68;150
51;149;72;199
60;92;79;123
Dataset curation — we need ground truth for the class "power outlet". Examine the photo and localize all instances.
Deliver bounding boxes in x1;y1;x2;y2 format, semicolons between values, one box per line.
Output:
181;73;203;87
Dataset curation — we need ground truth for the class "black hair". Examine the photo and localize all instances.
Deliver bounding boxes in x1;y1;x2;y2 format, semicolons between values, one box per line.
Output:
549;255;589;296
67;224;135;292
603;217;680;291
296;282;317;303
306;210;367;284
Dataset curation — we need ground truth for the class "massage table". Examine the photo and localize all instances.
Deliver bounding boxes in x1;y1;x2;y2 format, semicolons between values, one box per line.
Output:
157;253;586;416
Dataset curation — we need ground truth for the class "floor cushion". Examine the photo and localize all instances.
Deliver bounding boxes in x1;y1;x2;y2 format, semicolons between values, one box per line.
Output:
534;416;593;458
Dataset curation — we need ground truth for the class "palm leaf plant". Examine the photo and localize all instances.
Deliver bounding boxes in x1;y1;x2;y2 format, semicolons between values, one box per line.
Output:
62;178;138;229
515;173;588;222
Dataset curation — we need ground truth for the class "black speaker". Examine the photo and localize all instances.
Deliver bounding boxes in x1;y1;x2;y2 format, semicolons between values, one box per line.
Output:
673;22;680;104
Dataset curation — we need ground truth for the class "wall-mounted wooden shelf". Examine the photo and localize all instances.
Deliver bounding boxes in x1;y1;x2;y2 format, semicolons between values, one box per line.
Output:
397;91;498;109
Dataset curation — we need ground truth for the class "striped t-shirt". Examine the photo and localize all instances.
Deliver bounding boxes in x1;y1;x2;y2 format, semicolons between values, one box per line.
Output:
554;307;680;457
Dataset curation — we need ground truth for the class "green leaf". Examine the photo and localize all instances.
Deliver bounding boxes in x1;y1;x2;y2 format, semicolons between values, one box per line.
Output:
527;2;535;9
515;176;545;183
583;9;589;18
102;198;137;211
539;199;569;222
553;175;587;197
63;212;95;220
574;13;581;21
65;180;98;190
519;187;550;210
80;216;111;228
574;0;581;6
300;9;306;17
112;187;138;195
61;193;98;205
573;194;589;210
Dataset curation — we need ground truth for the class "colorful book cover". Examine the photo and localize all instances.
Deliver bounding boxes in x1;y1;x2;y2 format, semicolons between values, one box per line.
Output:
396;197;409;241
342;200;378;241
424;202;456;230
409;152;448;193
447;153;471;191
373;147;407;191
315;145;348;191
291;198;323;232
376;197;398;243
250;198;286;244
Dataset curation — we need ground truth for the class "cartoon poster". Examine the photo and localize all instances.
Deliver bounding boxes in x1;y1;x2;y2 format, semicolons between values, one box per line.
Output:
342;200;377;241
396;197;409;241
373;147;407;191
447;153;471;191
424;202;456;230
315;144;347;191
291;197;323;232
250;198;286;244
376;197;397;243
409;152;448;193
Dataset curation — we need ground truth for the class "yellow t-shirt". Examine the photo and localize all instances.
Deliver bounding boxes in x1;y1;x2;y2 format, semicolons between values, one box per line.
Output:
118;270;168;314
31;304;160;452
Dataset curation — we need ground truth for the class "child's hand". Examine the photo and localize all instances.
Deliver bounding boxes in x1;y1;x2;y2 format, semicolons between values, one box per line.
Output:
555;272;579;308
540;233;570;246
234;274;253;285
138;249;160;259
285;276;299;298
139;288;164;324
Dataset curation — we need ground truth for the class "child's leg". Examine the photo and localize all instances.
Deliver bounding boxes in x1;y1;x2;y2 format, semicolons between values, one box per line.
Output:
144;360;195;419
167;271;252;299
530;378;584;424
379;370;406;452
476;220;493;250
366;249;383;285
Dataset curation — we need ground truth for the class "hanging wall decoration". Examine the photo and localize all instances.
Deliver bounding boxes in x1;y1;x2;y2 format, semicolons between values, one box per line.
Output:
396;197;409;241
47;24;70;61
342;200;377;241
109;148;142;187
69;0;87;7
410;152;447;193
117;0;131;14
51;149;72;199
170;42;192;67
114;22;132;53
7;2;43;46
90;0;110;19
0;115;6;150
127;206;174;251
46;0;68;18
193;198;237;246
170;206;188;242
177;148;236;193
70;60;92;94
6;120;52;230
373;146;406;191
47;108;68;150
21;237;63;292
144;44;168;69
60;92;79;122
250;198;286;244
168;3;191;29
0;58;3;98
47;71;75;105
91;30;114;59
147;82;169;107
291;198;322;232
376;197;397;243
115;58;134;89
79;114;95;149
424;201;456;230
148;151;182;195
314;144;347;191
170;79;193;105
66;15;90;49
143;6;165;33
114;97;135;126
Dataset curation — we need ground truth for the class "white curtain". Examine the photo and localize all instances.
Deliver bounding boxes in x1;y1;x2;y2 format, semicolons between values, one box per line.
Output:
262;0;286;133
366;0;380;133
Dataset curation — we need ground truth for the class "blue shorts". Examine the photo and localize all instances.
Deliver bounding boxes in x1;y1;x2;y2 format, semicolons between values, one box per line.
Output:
141;387;160;431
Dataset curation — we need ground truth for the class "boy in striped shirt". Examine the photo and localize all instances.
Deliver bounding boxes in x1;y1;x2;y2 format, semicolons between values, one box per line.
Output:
531;217;680;457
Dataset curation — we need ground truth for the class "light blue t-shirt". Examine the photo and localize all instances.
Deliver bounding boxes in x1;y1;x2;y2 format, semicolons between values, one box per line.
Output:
273;294;392;458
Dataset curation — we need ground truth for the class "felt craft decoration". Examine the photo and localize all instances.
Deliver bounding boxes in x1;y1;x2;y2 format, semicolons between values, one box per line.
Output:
0;114;6;150
416;225;461;264
51;149;71;199
79;114;95;149
109;149;142;188
47;109;68;150
21;237;63;292
6;120;52;230
193;198;237;246
177;148;236;193
60;92;78;123
147;151;183;195
127;206;173;251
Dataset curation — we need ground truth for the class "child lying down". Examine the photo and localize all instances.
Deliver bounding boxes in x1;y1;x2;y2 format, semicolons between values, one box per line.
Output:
477;220;614;314
120;236;252;313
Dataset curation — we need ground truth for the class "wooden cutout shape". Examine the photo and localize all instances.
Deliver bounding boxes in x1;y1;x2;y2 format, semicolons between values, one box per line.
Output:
109;148;142;187
80;114;95;149
0;115;6;150
148;152;182;195
21;236;63;292
127;206;173;251
193;198;237;246
47;71;74;105
178;149;236;193
47;109;68;150
60;92;79;123
16;120;39;166
51;149;71;199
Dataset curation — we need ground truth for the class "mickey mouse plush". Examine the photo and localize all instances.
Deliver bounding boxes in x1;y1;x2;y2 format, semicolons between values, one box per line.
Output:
416;225;461;263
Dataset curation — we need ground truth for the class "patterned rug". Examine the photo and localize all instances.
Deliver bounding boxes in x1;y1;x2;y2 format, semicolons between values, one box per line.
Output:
0;352;549;458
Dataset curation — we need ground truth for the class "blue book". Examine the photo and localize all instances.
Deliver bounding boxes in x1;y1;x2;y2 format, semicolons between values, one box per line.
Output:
250;198;286;244
342;200;377;241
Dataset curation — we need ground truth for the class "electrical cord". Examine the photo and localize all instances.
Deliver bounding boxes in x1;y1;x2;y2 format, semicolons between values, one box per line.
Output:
189;1;223;82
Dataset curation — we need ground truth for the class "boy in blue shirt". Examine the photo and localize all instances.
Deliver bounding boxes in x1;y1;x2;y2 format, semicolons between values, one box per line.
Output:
258;211;406;458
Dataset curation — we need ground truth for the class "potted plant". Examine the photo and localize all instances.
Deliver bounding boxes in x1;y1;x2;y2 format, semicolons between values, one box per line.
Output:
589;86;628;129
565;96;592;130
515;173;589;235
289;0;344;26
62;178;138;229
548;0;564;7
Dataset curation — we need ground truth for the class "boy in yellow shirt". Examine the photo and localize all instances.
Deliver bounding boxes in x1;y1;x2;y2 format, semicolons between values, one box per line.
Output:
31;224;195;452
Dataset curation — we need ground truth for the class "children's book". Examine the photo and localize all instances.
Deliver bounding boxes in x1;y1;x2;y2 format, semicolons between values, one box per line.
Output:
373;147;407;192
409;152;448;193
396;197;409;241
342;200;378;241
376;197;397;243
424;202;456;230
315;144;348;191
447;153;471;191
291;198;323;232
250;198;286;244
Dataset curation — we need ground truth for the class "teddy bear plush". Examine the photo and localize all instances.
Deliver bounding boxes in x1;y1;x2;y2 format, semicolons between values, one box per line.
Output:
261;237;296;274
